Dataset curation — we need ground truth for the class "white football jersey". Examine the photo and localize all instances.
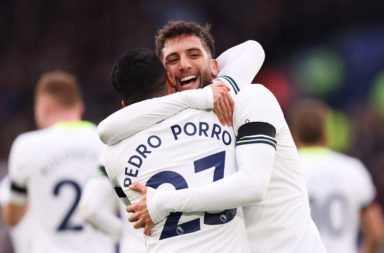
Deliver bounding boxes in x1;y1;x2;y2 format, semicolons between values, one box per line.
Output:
99;82;326;253
231;84;325;253
8;121;114;253
96;41;324;252
299;147;376;253
103;109;251;253
135;83;326;253
119;199;147;253
79;168;146;252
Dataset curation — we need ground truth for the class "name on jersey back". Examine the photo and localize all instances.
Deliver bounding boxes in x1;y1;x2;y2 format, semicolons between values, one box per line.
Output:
123;121;232;187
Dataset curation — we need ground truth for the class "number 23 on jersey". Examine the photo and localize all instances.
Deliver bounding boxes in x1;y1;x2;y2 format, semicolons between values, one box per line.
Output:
145;151;237;240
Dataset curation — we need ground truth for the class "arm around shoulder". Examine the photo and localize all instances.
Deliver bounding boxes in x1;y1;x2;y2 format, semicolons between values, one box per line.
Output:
217;40;265;87
79;176;122;242
98;88;214;145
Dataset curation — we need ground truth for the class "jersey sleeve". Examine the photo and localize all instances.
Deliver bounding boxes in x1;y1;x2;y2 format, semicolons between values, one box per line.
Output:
146;85;280;223
8;135;31;205
98;86;213;146
233;84;284;136
353;160;376;207
146;143;275;223
217;40;265;91
79;167;122;242
0;176;11;206
102;148;131;206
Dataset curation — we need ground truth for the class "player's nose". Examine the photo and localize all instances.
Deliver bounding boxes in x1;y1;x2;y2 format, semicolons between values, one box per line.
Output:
178;56;192;70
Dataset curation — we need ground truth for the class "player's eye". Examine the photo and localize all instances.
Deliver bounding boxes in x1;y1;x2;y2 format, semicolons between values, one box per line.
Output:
167;57;179;64
190;53;200;58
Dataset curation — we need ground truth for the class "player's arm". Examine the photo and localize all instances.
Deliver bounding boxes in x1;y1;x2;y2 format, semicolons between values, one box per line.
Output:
359;202;384;253
3;179;28;227
98;83;232;145
128;142;275;233
128;85;281;227
3;202;27;227
355;164;384;253
79;166;122;242
217;40;265;89
0;178;14;252
3;136;30;227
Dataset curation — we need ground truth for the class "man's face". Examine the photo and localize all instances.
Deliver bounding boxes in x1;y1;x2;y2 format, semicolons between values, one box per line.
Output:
161;34;218;92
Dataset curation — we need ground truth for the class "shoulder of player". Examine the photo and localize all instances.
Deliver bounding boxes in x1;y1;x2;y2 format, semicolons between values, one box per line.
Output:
238;83;274;97
234;84;281;113
243;39;264;51
101;143;122;175
329;150;370;173
11;129;47;149
8;130;49;167
329;150;359;164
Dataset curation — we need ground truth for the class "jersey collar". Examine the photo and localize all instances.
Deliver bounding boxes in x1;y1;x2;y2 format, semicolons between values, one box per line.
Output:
53;120;94;131
298;146;330;156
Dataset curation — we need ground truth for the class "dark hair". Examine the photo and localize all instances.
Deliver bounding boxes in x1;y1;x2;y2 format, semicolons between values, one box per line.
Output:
289;99;330;145
155;20;215;59
112;48;167;105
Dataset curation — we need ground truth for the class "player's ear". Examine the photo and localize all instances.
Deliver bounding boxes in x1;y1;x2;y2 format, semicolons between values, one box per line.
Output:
321;131;328;147
210;59;218;78
121;100;128;107
78;103;85;118
166;72;177;94
34;97;48;129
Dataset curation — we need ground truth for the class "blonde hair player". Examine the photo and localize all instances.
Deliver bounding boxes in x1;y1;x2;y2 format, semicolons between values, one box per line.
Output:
3;71;115;253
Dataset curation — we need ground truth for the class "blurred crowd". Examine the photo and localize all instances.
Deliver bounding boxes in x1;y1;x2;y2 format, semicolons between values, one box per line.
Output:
0;0;384;208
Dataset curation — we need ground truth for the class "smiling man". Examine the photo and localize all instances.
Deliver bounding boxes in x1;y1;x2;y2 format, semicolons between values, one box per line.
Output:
159;30;218;92
99;20;325;253
101;48;253;252
99;22;264;145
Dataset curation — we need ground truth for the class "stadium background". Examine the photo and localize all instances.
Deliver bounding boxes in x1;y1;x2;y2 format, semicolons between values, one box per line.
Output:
0;0;384;242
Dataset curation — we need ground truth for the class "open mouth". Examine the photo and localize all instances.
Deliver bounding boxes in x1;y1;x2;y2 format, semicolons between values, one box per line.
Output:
179;75;198;86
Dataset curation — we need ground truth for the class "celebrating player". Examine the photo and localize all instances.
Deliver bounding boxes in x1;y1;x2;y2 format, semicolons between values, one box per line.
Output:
99;21;325;253
98;22;265;145
97;21;265;253
102;48;252;252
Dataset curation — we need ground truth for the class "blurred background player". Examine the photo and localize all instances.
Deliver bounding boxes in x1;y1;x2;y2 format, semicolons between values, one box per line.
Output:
79;164;146;252
289;98;384;253
0;176;15;253
0;175;31;253
2;71;115;253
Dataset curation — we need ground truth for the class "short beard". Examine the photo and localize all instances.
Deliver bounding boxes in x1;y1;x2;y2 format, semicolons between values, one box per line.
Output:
200;69;213;88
